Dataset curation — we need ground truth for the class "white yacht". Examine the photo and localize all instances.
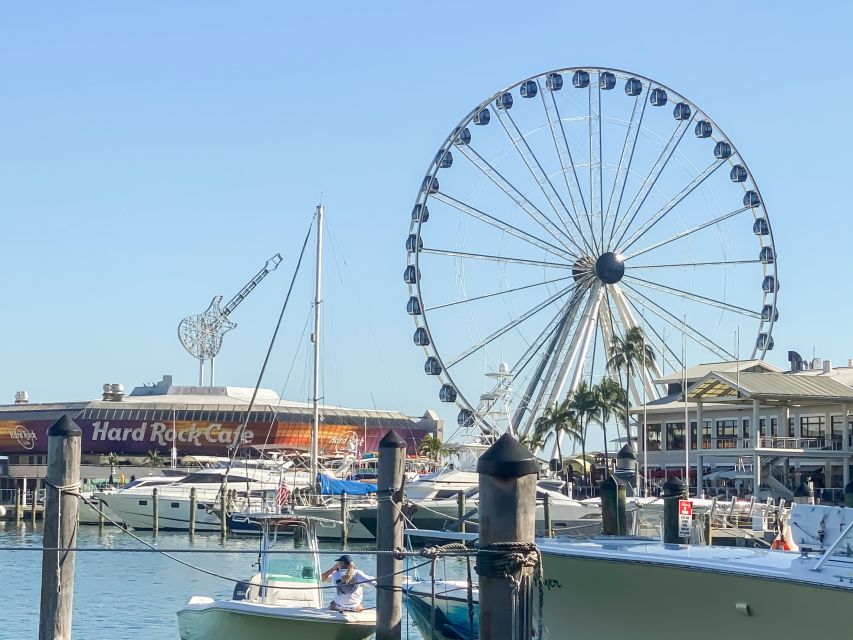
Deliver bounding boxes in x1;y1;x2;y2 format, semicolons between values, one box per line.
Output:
95;463;305;531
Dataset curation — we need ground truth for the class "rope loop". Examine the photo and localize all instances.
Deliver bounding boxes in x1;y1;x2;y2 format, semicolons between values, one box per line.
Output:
474;542;540;580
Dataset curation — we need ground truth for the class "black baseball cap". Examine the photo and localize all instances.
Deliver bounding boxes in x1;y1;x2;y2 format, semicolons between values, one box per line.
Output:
335;554;352;566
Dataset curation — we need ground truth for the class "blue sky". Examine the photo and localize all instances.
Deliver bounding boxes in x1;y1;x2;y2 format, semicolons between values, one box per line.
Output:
1;2;851;448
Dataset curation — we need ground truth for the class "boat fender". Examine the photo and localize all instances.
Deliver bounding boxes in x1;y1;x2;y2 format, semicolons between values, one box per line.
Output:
232;580;252;601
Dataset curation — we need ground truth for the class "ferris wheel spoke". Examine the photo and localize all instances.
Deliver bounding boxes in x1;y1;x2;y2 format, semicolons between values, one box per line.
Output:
622;205;751;260
538;80;595;247
619;283;735;360
492;107;593;253
609;117;693;249
589;76;604;251
419;247;573;270
604;84;649;244
431;191;575;261
626;259;763;270
622;274;762;320
456;144;584;255
619;290;684;371
425;274;574;312
444;283;577;369
617;159;727;253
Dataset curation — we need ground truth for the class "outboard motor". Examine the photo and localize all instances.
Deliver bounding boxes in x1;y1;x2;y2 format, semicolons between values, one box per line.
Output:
232;580;252;601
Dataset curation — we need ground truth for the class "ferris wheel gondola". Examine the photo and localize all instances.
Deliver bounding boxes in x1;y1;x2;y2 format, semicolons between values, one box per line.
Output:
405;67;778;442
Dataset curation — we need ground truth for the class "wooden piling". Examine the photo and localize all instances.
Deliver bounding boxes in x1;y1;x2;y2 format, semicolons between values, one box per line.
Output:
600;475;627;536
457;490;466;536
340;491;348;548
98;499;105;532
543;491;553;538
220;480;228;539
662;477;688;544
476;433;539;640
31;483;38;525
188;487;197;538
39;415;82;640
376;430;406;640
15;488;22;521
152;487;159;535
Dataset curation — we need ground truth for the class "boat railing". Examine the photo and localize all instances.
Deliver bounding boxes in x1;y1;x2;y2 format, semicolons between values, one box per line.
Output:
812;518;853;572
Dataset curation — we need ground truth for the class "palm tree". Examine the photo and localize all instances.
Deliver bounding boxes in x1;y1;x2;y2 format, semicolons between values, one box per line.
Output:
418;435;446;462
534;398;582;470
593;377;628;476
143;449;165;469
569;381;599;484
607;326;656;447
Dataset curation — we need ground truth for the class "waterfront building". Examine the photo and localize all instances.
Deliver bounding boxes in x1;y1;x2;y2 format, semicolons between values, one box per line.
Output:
636;359;853;502
0;375;440;495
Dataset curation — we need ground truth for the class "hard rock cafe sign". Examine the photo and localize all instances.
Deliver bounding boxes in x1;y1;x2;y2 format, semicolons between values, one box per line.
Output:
12;425;37;450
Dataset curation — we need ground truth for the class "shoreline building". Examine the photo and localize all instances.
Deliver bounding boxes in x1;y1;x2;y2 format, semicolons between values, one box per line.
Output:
636;359;853;502
0;375;441;494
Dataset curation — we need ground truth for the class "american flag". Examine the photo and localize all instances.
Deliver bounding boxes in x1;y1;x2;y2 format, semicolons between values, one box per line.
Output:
276;479;290;508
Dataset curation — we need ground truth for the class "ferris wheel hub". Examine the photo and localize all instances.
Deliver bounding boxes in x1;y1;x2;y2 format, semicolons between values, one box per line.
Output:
595;252;625;285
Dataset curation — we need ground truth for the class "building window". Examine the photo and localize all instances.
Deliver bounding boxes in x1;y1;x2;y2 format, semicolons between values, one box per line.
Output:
831;415;846;440
646;424;661;451
689;422;711;450
800;416;824;439
743;418;750;439
666;422;685;451
771;417;778;437
716;420;738;448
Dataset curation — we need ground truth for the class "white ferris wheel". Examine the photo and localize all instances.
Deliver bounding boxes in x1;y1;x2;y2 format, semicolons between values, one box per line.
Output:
405;67;778;443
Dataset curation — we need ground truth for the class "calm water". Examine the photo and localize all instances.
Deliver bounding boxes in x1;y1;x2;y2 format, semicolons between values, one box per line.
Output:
0;521;469;639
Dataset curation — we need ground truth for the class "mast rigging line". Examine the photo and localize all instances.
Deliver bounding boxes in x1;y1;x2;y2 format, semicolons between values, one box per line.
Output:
224;215;317;478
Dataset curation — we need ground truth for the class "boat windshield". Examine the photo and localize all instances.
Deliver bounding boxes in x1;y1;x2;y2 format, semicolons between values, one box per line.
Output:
265;556;318;584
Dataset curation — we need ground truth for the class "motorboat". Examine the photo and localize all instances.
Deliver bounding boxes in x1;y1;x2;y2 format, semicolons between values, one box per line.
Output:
95;463;304;531
177;514;375;640
536;516;853;639
404;579;479;640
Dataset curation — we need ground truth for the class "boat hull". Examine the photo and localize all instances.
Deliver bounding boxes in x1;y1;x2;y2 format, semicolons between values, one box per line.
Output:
405;580;479;640
177;602;375;640
97;493;221;531
539;547;852;639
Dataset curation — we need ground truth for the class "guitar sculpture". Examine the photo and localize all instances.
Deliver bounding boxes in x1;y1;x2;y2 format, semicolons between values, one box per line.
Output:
178;253;283;384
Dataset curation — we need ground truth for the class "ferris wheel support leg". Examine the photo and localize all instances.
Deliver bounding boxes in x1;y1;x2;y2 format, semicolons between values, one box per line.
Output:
519;289;588;437
199;359;205;387
549;287;603;460
210;357;216;387
610;285;662;399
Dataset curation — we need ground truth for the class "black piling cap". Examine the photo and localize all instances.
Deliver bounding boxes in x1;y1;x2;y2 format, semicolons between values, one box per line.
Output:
617;444;637;461
379;430;406;449
794;481;814;498
845;480;853;495
477;432;538;478
662;477;686;498
47;415;82;437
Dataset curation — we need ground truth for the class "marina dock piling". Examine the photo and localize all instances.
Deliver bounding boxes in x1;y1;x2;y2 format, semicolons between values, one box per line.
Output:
189;487;196;538
476;433;539;640
39;415;82;640
376;430;405;640
543;492;553;538
457;490;466;536
600;475;627;536
15;488;22;522
340;491;348;547
219;479;228;539
152;487;159;535
845;480;853;508
662;477;688;544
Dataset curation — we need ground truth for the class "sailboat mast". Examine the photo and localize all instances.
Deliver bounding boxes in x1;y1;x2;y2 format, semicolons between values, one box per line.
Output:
310;204;324;493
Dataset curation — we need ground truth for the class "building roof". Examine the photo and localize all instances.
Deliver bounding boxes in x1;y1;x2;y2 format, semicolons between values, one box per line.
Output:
686;371;853;404
654;360;781;385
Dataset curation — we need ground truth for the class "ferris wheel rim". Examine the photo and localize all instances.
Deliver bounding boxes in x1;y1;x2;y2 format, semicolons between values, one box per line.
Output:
406;66;778;433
